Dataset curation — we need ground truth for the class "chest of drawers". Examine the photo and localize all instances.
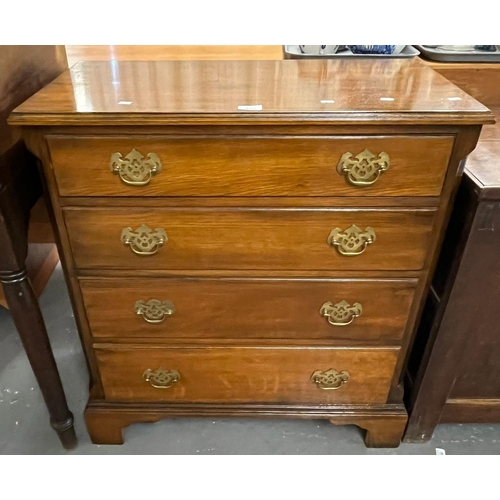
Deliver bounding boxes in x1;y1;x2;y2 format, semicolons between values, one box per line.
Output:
10;59;492;447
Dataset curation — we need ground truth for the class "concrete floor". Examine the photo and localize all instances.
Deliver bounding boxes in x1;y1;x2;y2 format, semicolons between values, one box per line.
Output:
1;265;500;454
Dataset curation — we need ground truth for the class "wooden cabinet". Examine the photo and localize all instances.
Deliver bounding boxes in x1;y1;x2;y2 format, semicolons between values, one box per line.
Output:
10;59;491;447
404;115;500;442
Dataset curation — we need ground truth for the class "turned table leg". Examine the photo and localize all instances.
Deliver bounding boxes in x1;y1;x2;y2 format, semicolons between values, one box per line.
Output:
1;268;77;449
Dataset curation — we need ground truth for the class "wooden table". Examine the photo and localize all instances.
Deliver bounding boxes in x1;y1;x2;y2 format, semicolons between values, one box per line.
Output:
422;60;500;108
0;46;77;449
10;58;491;447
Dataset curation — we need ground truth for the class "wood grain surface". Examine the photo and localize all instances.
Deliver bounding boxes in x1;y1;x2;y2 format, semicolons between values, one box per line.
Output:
465;108;500;197
65;45;283;66
79;277;417;341
94;345;399;404
425;60;500;108
9;60;493;126
83;401;407;446
64;207;436;272
48;135;453;198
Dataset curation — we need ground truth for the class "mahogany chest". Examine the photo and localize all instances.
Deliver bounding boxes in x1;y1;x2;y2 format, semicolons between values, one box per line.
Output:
10;59;492;447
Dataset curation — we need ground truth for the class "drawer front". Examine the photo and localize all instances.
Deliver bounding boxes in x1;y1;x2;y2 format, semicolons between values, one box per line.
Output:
80;278;416;341
64;208;436;271
95;346;399;404
48;135;453;197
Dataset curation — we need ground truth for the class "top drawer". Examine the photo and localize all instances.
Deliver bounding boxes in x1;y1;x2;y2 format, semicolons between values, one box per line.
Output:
47;135;453;198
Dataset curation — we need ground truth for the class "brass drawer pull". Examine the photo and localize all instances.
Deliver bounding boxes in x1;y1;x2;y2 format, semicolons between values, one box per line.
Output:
134;299;175;323
328;224;376;256
320;300;362;326
337;149;390;186
121;224;168;256
311;368;350;390
143;367;180;389
110;148;162;186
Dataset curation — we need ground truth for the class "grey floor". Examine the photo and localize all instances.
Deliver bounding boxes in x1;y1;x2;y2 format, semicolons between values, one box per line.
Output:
1;265;499;454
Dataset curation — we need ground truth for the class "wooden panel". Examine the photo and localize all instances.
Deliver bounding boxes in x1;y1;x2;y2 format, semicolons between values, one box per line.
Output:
79;277;417;341
48;135;453;197
64;207;436;271
426;61;500;107
95;345;399;404
404;175;500;441
58;195;441;209
441;399;500;423
10;60;493;127
65;45;283;66
465;139;500;197
448;207;500;400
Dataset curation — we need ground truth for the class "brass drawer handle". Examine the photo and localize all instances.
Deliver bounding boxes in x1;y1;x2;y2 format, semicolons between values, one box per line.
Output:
328;224;376;256
110;149;162;186
121;224;168;256
337;149;390;186
134;299;175;323
320;300;362;326
143;367;180;389
311;369;350;390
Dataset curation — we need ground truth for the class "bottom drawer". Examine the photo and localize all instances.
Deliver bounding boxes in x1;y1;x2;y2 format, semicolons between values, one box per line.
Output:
95;346;399;404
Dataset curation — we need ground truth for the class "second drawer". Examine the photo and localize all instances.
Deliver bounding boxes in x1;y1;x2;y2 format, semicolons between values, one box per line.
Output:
80;277;417;341
64;207;436;271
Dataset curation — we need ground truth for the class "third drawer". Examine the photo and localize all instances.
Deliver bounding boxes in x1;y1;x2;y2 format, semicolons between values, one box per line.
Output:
80;277;417;341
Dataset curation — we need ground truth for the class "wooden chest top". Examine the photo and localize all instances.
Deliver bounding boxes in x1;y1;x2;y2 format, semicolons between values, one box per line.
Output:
9;59;493;126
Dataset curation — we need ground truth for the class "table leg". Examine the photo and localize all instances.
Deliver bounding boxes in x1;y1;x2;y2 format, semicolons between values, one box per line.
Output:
1;268;77;450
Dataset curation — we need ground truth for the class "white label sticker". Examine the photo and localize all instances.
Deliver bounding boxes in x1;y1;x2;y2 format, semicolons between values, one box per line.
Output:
118;101;133;105
238;105;263;111
435;448;446;455
320;99;335;104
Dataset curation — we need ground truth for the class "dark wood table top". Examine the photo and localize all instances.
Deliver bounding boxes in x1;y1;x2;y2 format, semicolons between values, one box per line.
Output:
0;46;66;153
9;59;493;126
